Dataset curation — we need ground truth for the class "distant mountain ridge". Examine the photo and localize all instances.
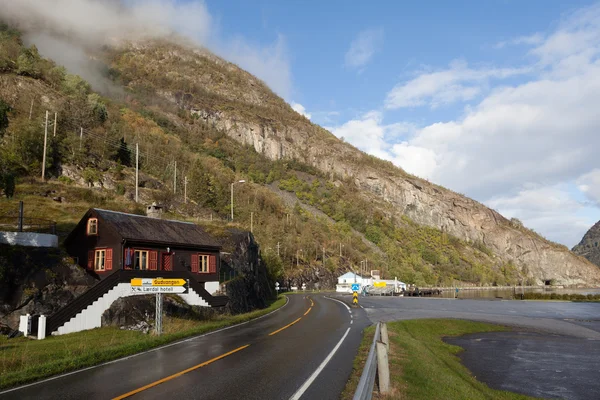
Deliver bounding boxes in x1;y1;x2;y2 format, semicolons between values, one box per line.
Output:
573;221;600;267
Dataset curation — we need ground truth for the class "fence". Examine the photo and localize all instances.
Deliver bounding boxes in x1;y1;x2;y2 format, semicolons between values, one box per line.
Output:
353;321;391;400
0;216;57;235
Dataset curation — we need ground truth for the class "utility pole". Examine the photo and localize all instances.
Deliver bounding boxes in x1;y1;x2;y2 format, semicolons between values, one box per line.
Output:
53;112;57;137
174;161;177;194
184;176;188;204
323;247;325;264
29;99;34;120
79;127;83;150
135;143;139;203
41;111;48;180
340;243;343;257
250;212;254;233
277;242;280;257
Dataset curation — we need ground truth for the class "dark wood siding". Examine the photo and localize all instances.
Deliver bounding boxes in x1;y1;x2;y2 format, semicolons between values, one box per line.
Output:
122;242;220;283
65;210;123;280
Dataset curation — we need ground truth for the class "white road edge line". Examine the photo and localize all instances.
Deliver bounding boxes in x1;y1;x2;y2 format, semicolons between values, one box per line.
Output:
289;327;351;400
0;296;290;395
325;296;351;311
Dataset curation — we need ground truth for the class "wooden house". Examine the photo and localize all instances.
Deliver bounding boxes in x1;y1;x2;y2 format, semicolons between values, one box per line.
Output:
64;208;222;289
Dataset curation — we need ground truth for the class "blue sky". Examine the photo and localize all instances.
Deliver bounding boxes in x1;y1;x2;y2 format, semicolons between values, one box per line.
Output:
200;0;600;247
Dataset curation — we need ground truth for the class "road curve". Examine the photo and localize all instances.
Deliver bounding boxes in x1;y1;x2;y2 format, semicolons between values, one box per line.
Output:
0;294;370;400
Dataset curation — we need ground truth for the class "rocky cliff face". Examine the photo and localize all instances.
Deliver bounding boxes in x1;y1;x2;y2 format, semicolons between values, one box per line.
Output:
573;221;600;267
190;109;600;286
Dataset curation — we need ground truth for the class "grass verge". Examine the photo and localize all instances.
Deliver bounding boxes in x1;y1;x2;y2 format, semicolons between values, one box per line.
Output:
0;295;287;390
342;319;540;400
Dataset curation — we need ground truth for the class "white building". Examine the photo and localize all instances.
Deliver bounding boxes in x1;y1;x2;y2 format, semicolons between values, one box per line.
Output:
335;271;407;293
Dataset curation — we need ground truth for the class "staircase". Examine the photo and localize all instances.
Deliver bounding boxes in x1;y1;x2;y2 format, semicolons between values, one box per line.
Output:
46;270;229;336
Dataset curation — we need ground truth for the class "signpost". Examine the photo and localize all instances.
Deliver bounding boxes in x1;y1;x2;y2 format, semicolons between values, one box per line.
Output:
275;282;280;294
130;278;189;335
351;283;360;306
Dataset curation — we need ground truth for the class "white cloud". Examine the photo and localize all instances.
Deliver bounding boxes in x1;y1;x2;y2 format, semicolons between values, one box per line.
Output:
385;60;531;109
328;111;437;178
495;33;544;49
577;169;600;206
344;28;384;70
290;102;311;119
486;185;593;247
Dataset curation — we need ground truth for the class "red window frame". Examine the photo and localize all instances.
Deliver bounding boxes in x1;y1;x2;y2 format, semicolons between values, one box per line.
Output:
87;248;112;271
191;254;217;273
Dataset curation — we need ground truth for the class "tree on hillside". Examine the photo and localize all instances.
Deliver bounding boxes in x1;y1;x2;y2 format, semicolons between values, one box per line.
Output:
0;98;11;137
112;138;132;167
16;45;42;78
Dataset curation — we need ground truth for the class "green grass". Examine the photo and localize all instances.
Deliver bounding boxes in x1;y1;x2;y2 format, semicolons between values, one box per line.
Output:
0;295;286;390
343;319;540;400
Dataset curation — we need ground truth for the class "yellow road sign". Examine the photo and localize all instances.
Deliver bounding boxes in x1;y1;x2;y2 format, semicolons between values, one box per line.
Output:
353;297;358;304
131;278;187;287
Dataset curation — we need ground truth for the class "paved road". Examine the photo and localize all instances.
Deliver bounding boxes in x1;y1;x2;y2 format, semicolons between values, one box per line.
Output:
0;294;370;400
333;294;600;399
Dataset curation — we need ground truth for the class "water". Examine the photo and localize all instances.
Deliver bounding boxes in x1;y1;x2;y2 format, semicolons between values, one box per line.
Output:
437;287;600;299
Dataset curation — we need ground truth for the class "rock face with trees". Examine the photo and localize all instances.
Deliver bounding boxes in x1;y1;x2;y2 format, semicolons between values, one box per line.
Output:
0;23;599;289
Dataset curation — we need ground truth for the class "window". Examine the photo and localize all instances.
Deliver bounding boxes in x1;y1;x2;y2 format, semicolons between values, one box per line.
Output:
95;249;106;271
134;250;149;270
192;254;214;273
87;218;98;235
199;255;209;273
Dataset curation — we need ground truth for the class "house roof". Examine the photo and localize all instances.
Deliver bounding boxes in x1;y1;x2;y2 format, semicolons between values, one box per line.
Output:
92;209;221;249
338;272;364;280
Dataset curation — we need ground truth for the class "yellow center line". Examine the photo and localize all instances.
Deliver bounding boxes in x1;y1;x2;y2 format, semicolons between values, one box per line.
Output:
112;344;250;400
303;307;312;316
268;317;302;336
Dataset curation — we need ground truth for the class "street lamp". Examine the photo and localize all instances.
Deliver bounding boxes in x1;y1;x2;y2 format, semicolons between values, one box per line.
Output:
230;179;246;220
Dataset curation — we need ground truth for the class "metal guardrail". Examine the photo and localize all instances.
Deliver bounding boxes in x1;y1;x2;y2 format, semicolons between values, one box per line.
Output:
353;322;381;400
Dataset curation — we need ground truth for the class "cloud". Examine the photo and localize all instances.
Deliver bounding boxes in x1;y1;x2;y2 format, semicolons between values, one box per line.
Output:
577;169;600;206
385;60;531;109
328;111;437;178
344;28;384;70
290;102;311;119
486;185;593;247
494;33;544;49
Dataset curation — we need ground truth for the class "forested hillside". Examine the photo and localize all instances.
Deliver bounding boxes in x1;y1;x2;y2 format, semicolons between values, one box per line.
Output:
1;24;598;287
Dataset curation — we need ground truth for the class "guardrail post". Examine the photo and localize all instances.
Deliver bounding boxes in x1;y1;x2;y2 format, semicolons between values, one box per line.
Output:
18;201;24;232
380;322;389;353
376;341;390;394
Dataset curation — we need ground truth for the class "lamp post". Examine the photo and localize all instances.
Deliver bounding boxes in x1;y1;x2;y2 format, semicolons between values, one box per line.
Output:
230;179;246;220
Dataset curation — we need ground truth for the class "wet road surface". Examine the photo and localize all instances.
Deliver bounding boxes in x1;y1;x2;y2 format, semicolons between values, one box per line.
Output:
0;294;370;400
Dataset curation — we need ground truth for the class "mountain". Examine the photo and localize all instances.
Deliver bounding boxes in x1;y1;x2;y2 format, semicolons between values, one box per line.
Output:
1;26;599;287
572;221;600;267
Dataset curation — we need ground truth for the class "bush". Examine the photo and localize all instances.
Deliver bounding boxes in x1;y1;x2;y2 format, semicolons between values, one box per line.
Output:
58;176;73;185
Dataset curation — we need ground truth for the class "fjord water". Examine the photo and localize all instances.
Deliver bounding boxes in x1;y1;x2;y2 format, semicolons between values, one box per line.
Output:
438;287;600;299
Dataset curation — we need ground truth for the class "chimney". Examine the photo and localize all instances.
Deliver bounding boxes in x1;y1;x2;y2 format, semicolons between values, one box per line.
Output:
146;202;163;219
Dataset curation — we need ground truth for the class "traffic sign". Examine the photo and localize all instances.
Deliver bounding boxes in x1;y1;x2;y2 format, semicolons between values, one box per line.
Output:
130;278;189;294
131;285;188;294
351;283;360;291
352;292;359;305
131;278;186;287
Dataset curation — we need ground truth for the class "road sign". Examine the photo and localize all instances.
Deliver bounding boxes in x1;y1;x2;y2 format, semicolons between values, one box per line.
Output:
131;278;186;287
352;291;359;305
130;278;189;294
351;283;360;291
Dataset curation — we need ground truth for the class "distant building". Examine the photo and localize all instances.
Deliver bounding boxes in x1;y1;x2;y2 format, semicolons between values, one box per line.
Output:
335;271;406;293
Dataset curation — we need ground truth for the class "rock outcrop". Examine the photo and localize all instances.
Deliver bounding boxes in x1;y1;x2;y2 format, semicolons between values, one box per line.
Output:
573;221;600;267
220;229;275;313
192;109;600;286
0;245;98;331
